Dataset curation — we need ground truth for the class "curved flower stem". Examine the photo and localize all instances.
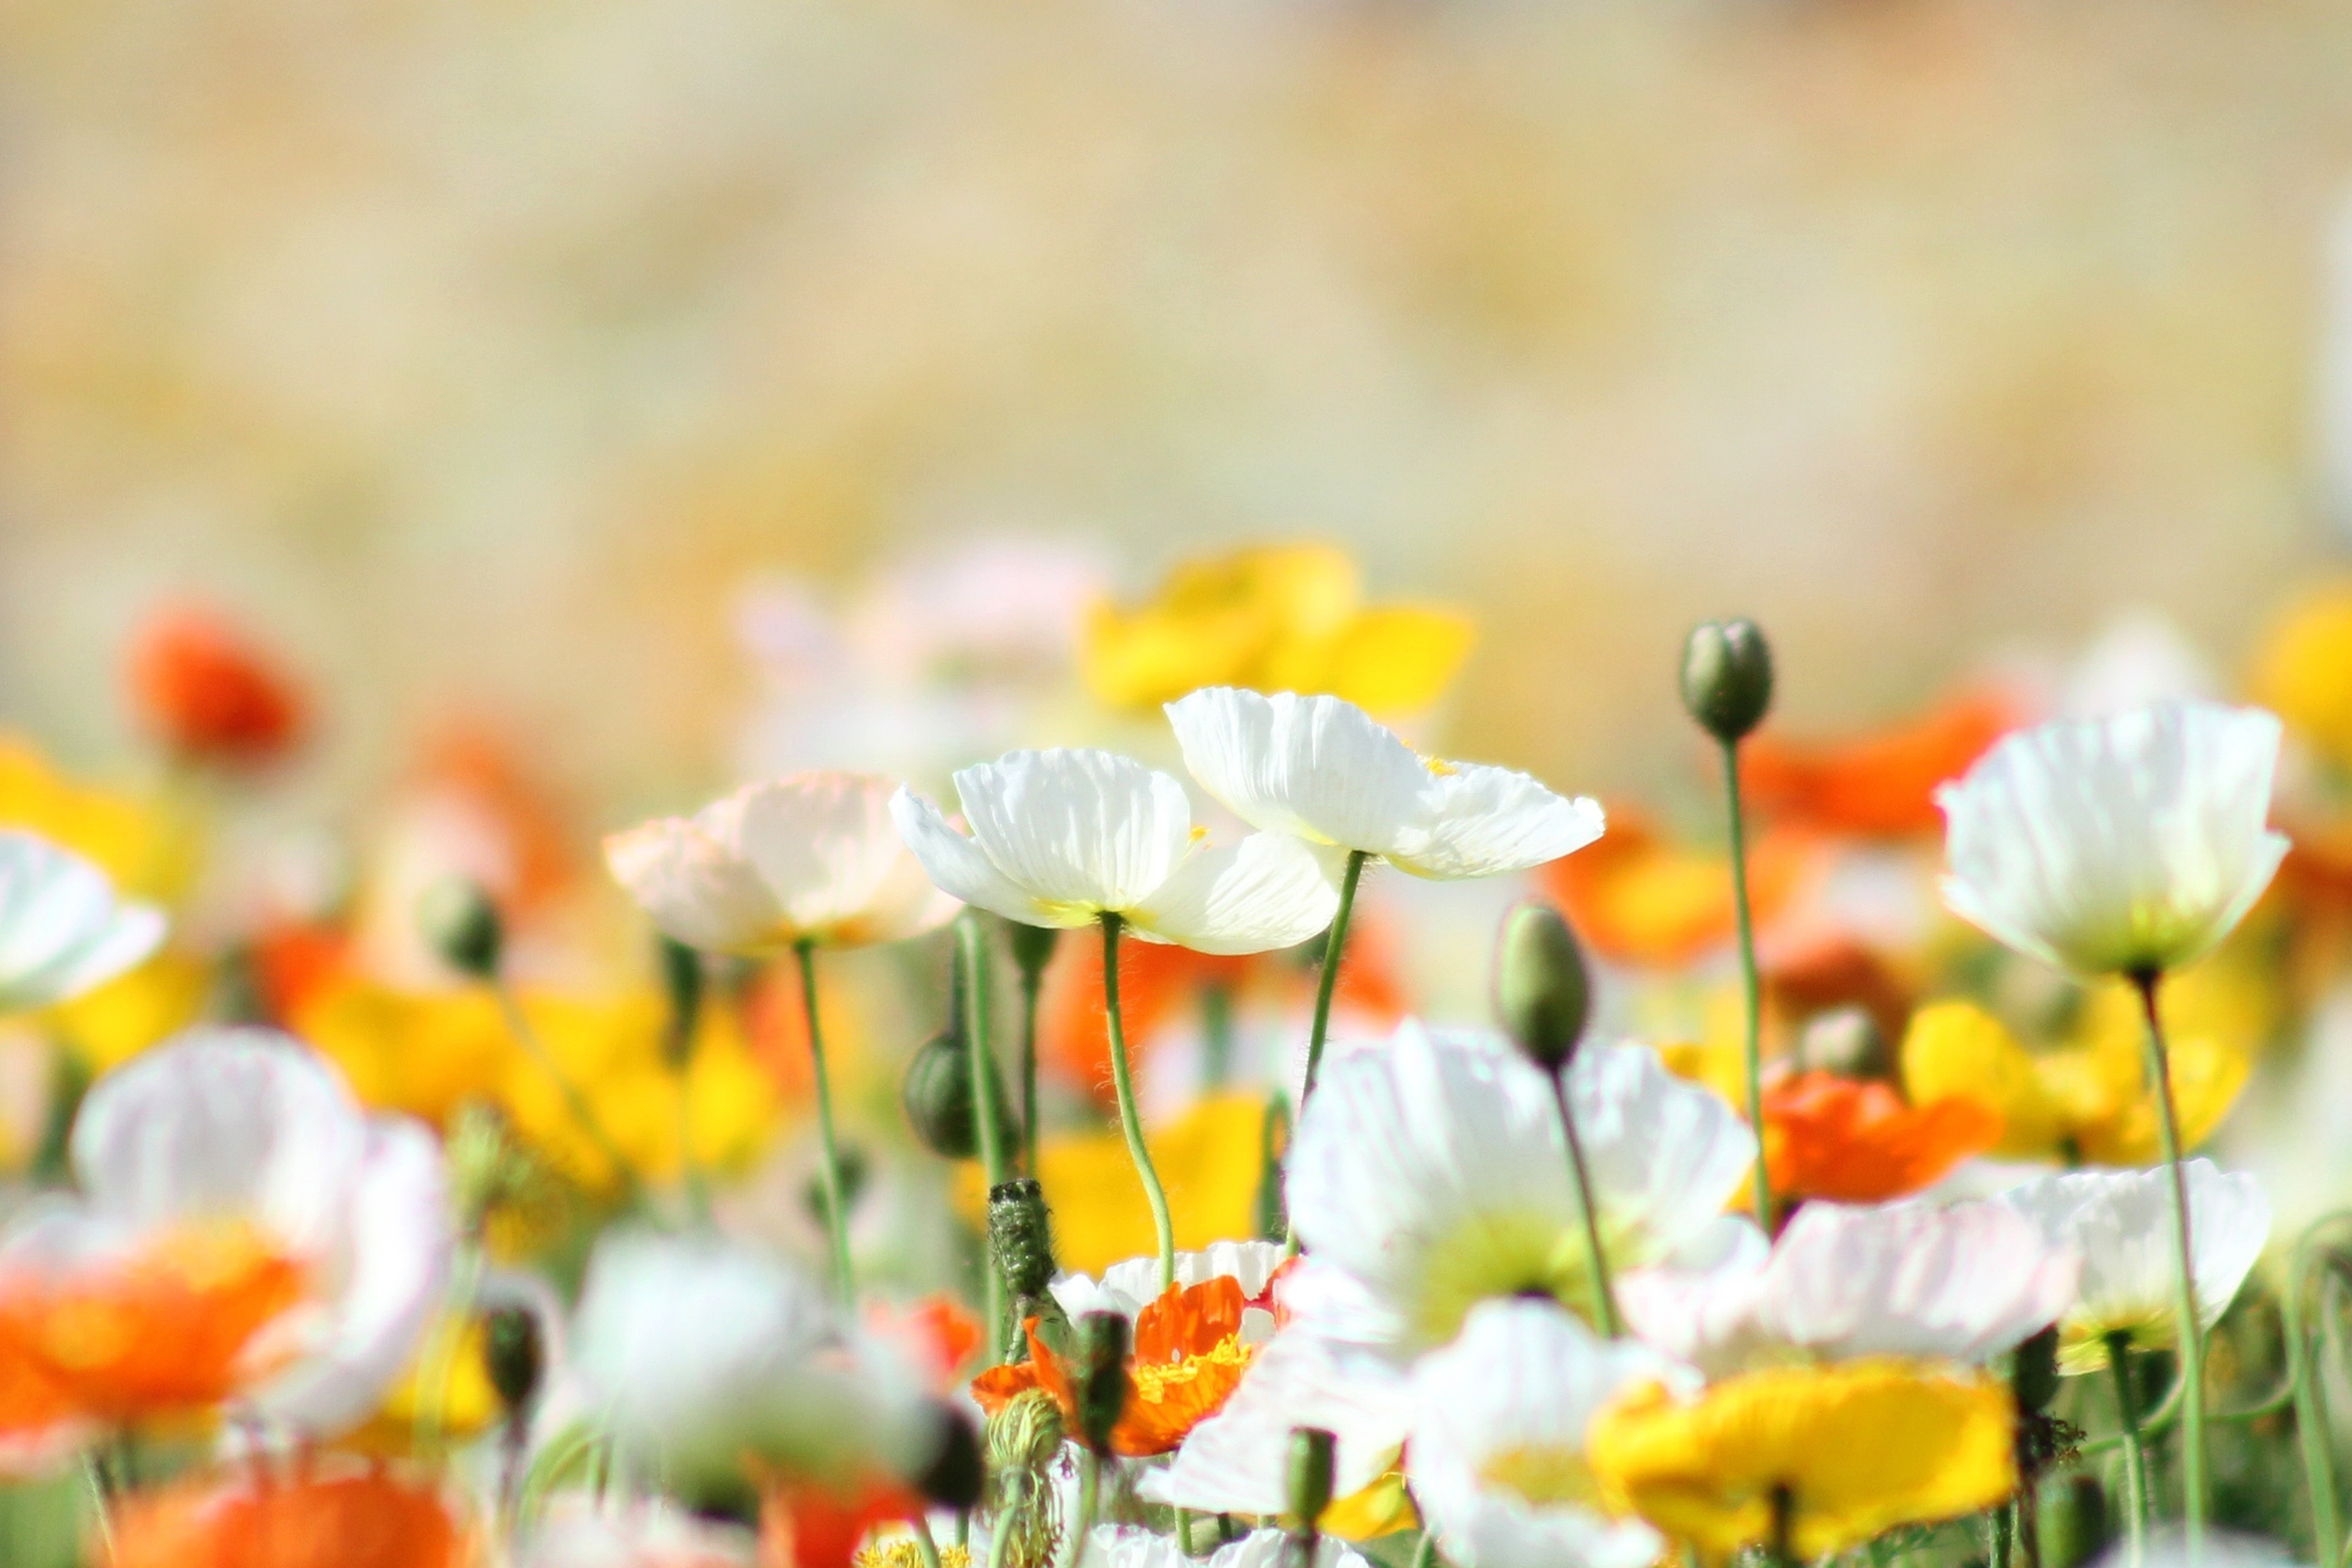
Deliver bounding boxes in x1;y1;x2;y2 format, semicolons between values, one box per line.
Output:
1300;851;1369;1108
2106;1330;2151;1564
794;939;856;1310
2287;1214;2351;1565
959;913;1011;1358
1547;1070;1619;1337
1718;740;1771;1232
1101;914;1175;1292
911;1513;944;1568
2132;968;2206;1548
493;979;642;1204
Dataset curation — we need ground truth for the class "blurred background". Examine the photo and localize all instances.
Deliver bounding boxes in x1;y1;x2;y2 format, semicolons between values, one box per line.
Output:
7;0;2352;827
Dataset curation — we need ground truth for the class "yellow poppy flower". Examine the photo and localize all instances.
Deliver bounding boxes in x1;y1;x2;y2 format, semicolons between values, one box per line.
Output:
1586;1360;2015;1558
0;736;200;902
2249;582;2352;770
44;950;209;1073
953;1094;1270;1275
1080;543;1473;715
341;1314;501;1456
1320;1469;1419;1539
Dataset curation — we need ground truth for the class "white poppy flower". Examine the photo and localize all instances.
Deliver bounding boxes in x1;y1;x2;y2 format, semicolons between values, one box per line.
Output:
0;830;165;1013
889;749;1339;955
1286;1021;1757;1353
569;1230;939;1498
1165;688;1605;880
606;771;961;956
1079;1524;1370;1568
1139;1321;1414;1520
1936;702;2289;976
1050;1240;1285;1324
1618;1198;2078;1378
1407;1299;1682;1568
1996;1161;2271;1373
0;1028;450;1440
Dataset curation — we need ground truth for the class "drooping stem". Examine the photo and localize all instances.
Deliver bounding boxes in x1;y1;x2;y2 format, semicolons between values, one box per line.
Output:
1019;960;1044;1179
1548;1070;1619;1337
1101;914;1175;1291
2106;1330;2151;1562
1719;741;1771;1232
794;939;856;1309
1767;1483;1796;1568
494;979;642;1202
1299;850;1369;1107
960;913;1011;1356
2132;968;2206;1546
2286;1215;2346;1564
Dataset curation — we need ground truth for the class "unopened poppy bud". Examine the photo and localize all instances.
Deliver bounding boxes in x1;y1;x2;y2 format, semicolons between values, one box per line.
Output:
658;936;702;1071
989;1177;1058;1301
419;875;502;980
2010;1323;2060;1415
1496;903;1590;1073
2038;1473;2110;1568
1073;1311;1130;1453
1285;1426;1336;1531
911;1401;985;1511
1680;619;1774;745
483;1305;543;1419
1008;921;1060;984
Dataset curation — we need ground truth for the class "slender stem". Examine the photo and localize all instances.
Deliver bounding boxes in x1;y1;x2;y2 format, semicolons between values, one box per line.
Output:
1201;982;1236;1092
2133;969;2206;1546
960;914;1011;1358
911;1512;945;1568
2106;1330;2151;1563
412;1237;484;1456
1720;741;1771;1232
1767;1483;1795;1568
794;940;856;1309
83;1454;114;1564
1411;1531;1437;1568
1063;1448;1103;1568
1989;1498;2012;1568
2288;1218;2347;1565
2019;1488;2041;1568
1548;1071;1619;1337
1299;851;1369;1107
1020;966;1043;1179
1101;915;1175;1291
493;980;642;1200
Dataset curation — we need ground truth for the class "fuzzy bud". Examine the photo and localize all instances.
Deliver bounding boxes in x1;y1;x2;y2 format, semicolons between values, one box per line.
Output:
1496;903;1590;1074
990;1178;1059;1300
483;1304;544;1419
419;875;502;980
1008;921;1060;985
1285;1426;1336;1531
1680;619;1774;746
1072;1311;1130;1454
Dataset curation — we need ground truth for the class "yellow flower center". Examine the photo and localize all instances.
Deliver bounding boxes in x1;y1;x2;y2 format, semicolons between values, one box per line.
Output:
1480;1443;1608;1510
1131;1333;1251;1403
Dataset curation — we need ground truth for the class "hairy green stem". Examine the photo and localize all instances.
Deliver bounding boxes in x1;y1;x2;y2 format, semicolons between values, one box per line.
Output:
960;913;1011;1358
1548;1071;1619;1337
1020;962;1044;1179
1102;914;1175;1291
2107;1330;2150;1563
2133;969;2206;1548
1719;741;1771;1232
1064;1448;1103;1568
795;940;856;1309
1299;850;1369;1107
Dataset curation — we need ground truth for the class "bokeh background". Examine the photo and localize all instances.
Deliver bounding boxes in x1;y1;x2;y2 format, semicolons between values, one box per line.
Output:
7;0;2352;825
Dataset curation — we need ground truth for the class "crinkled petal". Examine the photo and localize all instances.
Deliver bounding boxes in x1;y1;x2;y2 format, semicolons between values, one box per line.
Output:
0;832;167;1013
1396;768;1604;881
889;787;1071;928
716;773;960;947
604;815;788;954
953;750;1193;914
1128;832;1340;956
1166;688;1434;857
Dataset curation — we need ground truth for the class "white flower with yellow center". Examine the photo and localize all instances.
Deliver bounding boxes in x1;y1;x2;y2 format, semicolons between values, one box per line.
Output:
1936;701;2289;977
0;830;165;1013
1165;688;1604;880
1618;1198;2078;1379
1079;1526;1370;1568
1407;1299;1683;1568
1995;1161;2270;1373
605;771;961;956
890;749;1339;954
1286;1021;1756;1352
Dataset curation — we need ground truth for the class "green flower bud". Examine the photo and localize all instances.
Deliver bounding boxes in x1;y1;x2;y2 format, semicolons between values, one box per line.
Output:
1285;1426;1336;1531
990;1177;1059;1301
1496;903;1590;1074
902;1034;1018;1162
2010;1323;2060;1415
1680;619;1774;745
2038;1473;2110;1568
1008;921;1060;985
483;1304;544;1418
418;875;502;980
1072;1311;1130;1453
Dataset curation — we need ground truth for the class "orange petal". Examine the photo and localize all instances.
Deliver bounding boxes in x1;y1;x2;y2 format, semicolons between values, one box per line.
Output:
1763;1073;2002;1203
1740;689;2017;839
108;1469;463;1568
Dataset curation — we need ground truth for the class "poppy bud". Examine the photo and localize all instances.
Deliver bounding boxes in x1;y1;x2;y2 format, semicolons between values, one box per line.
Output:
989;1177;1058;1301
2010;1324;2060;1415
1285;1426;1336;1531
483;1305;543;1419
2038;1473;2110;1568
1072;1311;1130;1454
419;876;502;980
658;936;702;1072
1496;903;1590;1074
911;1401;985;1511
1008;921;1060;984
1680;619;1774;745
902;1035;1019;1163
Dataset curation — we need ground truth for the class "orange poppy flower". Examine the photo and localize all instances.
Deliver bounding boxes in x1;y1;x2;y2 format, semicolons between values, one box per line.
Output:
1739;689;2016;839
758;1478;921;1568
127;606;308;768
1762;1072;2002;1205
0;1221;306;1424
867;1295;984;1388
107;1468;464;1568
1539;802;1811;968
970;1277;1254;1457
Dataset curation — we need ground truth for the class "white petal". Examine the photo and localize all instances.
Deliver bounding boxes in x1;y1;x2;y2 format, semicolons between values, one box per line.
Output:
1166;688;1432;857
0;832;166;1011
249;1117;453;1437
953;750;1194;914
715;773;960;947
71;1028;368;1256
1082;1528;1369;1568
1397;770;1605;881
1406;1299;1675;1568
604;815;787;954
1127;832;1340;956
889;787;1070;928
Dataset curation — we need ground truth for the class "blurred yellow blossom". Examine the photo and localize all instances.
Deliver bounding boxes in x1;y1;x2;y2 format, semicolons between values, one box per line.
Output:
0;736;199;902
954;1093;1269;1274
43;950;210;1073
2249;582;2352;770
1080;544;1473;715
342;1315;500;1457
1587;1361;2016;1558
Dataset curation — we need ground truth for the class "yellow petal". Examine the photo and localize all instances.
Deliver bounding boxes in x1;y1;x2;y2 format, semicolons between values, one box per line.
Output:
1311;606;1476;716
0;736;200;903
340;1316;502;1457
2249;581;2352;770
1899;1001;2064;1158
44;951;209;1074
1319;1467;1418;1541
